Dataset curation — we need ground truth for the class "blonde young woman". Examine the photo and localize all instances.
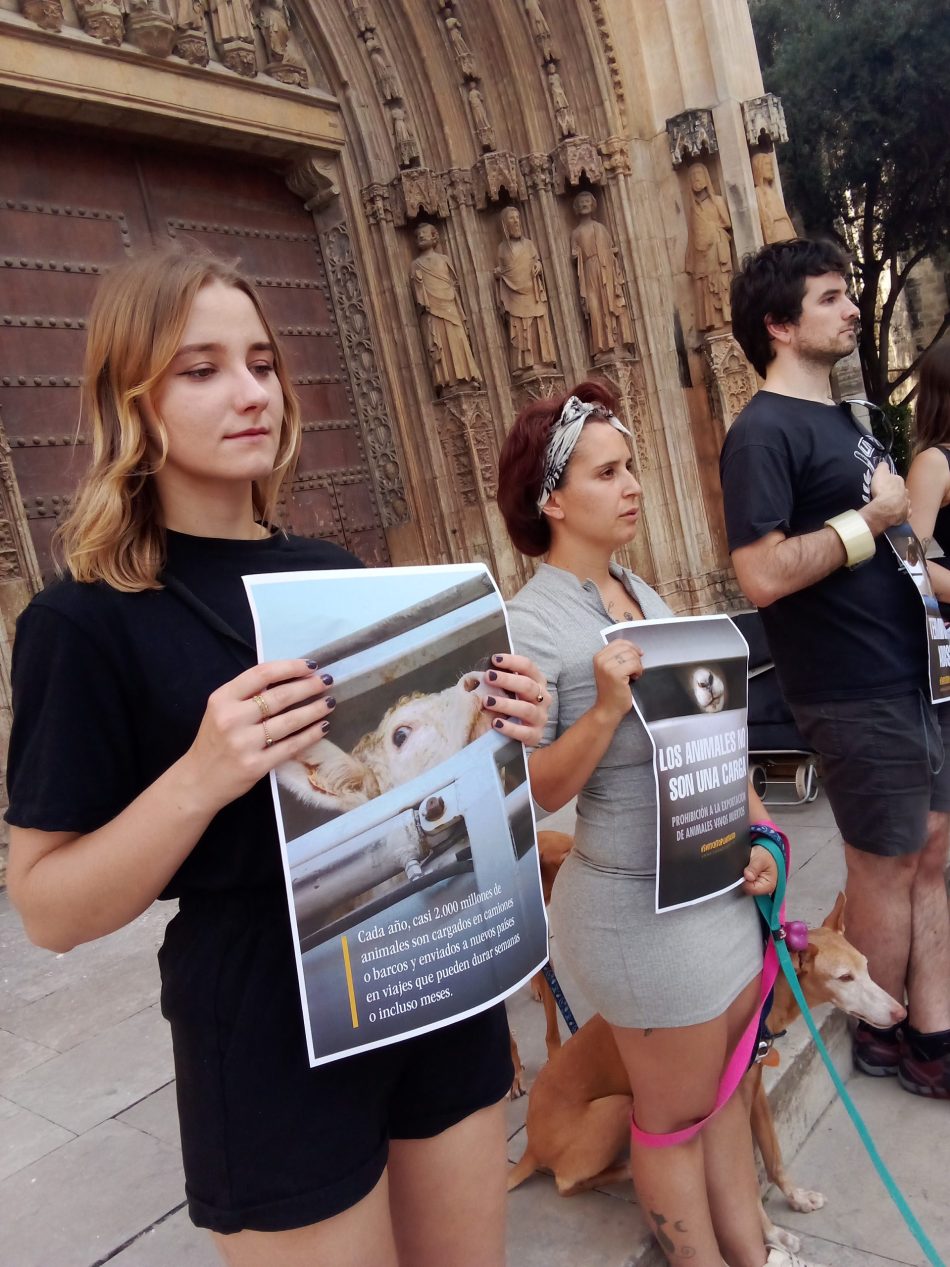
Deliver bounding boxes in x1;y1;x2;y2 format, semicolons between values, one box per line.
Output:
5;249;549;1267
498;381;820;1267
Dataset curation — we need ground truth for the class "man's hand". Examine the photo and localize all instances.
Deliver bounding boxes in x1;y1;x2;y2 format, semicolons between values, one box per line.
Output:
861;462;910;535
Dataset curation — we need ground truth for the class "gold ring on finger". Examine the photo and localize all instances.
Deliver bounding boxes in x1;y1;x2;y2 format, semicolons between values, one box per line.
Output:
262;719;275;749
253;693;270;718
536;691;544;704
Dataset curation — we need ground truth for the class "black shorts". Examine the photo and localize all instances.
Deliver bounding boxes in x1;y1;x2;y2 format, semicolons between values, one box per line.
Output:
791;691;950;857
159;895;513;1234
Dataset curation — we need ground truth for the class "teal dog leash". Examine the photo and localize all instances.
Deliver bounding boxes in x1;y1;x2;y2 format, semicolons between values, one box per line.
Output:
753;830;946;1267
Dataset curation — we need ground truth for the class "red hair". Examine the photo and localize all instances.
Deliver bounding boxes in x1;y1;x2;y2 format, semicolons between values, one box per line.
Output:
497;379;619;556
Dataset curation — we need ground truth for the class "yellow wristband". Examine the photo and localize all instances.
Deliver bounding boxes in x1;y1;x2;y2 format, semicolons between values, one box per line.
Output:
825;510;875;568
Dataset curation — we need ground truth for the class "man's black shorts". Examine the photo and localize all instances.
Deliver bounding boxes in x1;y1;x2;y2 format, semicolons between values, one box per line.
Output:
791;691;950;856
159;895;513;1234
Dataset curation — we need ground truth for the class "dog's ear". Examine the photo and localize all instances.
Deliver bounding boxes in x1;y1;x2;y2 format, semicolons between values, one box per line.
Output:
821;891;847;935
792;944;819;974
276;738;380;813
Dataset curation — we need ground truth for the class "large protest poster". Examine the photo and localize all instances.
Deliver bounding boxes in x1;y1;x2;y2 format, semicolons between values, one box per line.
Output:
243;564;547;1067
885;523;950;705
603;615;750;913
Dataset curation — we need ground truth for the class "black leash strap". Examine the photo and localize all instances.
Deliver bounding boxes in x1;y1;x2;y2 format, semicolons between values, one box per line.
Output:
541;963;579;1035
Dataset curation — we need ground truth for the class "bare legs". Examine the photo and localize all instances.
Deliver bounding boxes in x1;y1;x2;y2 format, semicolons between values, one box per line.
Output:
611;974;768;1267
211;1098;507;1267
844;811;950;1030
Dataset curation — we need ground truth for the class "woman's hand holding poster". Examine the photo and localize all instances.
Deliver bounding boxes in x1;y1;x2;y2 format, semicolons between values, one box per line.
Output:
244;564;547;1067
602;615;751;913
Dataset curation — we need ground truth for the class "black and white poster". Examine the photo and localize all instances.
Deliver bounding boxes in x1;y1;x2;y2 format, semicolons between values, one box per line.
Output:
244;564;547;1067
885;522;950;705
603;615;751;913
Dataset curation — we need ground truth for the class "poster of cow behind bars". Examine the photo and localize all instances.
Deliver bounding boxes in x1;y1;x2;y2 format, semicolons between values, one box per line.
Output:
244;564;547;1067
602;614;751;913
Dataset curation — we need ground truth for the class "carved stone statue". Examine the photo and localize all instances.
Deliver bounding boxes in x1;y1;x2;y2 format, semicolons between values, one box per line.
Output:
410;223;481;392
468;85;495;153
172;0;209;63
495;206;556;376
752;152;795;245
254;0;307;85
570;191;634;359
445;16;476;80
524;0;555;61
684;162;734;331
546;65;576;139
346;0;374;34
209;0;257;75
366;34;401;102
391;106;420;169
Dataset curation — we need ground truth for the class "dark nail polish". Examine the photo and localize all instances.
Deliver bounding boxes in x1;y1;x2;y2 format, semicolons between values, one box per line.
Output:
493;718;505;729
321;673;334;686
492;654;504;665
485;696;496;707
488;670;498;681
325;697;336;710
305;659;318;671
321;719;331;733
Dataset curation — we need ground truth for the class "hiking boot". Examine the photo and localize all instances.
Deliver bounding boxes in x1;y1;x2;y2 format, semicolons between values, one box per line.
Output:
765;1247;829;1267
852;1021;900;1077
898;1038;950;1100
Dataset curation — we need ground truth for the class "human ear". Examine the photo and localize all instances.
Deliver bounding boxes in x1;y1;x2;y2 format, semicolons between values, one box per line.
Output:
763;313;793;347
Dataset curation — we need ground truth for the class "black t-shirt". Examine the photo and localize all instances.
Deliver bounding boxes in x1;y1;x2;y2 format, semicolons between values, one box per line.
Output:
5;530;361;899
719;391;925;704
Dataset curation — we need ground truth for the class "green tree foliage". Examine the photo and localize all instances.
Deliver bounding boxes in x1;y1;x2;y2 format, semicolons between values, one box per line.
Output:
750;0;950;404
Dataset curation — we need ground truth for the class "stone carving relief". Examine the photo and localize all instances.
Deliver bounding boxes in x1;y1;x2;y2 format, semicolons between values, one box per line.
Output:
520;152;553;194
742;94;789;148
685;163;734;333
667;109;718;168
20;0;320;83
390;169;447;225
286;153;339;211
589;0;626;129
125;0;175;57
436;391;497;506
320;223;410;528
75;0;124;45
410;223;481;393
20;0;64;31
703;333;758;430
570;190;634;360
495;206;556;378
752;152;795;245
524;0;556;62
552;137;603;193
473;151;524;208
599;136;631;179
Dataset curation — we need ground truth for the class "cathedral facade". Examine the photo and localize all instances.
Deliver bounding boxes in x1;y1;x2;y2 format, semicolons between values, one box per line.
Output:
0;0;798;806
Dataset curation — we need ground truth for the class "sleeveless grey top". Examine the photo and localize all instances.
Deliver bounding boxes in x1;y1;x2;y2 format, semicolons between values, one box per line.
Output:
508;561;674;878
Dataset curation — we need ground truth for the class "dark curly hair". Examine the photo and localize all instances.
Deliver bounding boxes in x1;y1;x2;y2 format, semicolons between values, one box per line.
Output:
731;238;852;377
497;379;619;556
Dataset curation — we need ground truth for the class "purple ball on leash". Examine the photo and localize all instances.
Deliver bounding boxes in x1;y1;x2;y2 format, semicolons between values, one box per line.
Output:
784;920;810;952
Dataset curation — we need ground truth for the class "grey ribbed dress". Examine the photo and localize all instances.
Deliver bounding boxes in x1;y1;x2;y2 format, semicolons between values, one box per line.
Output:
508;562;764;1028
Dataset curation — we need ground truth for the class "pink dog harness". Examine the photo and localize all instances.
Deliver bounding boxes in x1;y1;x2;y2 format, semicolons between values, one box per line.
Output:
630;823;789;1149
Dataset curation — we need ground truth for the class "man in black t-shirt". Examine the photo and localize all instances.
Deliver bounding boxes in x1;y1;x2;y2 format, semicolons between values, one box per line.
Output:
720;239;950;1100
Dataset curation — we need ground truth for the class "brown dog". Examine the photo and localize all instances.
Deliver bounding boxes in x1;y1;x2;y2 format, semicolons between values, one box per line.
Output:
509;829;573;1097
508;892;905;1250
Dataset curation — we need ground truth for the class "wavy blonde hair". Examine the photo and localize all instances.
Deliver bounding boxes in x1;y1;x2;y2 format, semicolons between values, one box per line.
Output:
57;248;301;591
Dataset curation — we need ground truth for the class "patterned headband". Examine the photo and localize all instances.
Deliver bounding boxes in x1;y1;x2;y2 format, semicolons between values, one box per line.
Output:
536;395;631;512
